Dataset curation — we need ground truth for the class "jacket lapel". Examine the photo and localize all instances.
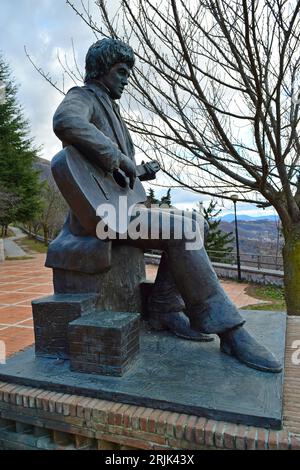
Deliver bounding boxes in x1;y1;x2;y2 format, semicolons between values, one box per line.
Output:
87;83;129;156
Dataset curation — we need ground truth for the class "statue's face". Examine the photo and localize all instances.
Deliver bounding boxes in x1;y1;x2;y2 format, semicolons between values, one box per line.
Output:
99;62;131;100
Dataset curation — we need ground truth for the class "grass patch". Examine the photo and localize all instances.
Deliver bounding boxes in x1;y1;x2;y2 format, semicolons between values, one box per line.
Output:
245;284;285;301
242;302;286;311
17;237;48;254
244;283;286;311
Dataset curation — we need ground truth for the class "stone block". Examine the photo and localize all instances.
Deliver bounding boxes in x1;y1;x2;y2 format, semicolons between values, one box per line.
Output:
32;294;98;359
69;310;140;376
53;245;146;314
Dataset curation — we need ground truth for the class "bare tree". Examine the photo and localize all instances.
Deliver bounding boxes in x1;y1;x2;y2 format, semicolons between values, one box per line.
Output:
0;189;20;237
30;0;300;314
28;181;68;244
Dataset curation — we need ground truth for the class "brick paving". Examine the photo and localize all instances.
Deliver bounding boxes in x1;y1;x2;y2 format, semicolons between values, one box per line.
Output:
0;255;52;356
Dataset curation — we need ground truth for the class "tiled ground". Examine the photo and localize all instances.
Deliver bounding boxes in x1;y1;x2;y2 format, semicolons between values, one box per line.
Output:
0;255;52;356
146;264;264;308
0;255;265;358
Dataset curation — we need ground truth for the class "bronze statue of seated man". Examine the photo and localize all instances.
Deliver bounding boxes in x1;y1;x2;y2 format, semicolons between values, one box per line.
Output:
50;38;282;373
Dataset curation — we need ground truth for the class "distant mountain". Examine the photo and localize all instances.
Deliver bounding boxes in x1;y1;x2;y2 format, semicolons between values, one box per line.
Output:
34;156;63;197
34;157;55;185
219;217;283;259
220;214;279;222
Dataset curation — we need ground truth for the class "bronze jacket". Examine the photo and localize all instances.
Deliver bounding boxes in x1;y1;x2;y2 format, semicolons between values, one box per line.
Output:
53;80;136;171
47;81;137;274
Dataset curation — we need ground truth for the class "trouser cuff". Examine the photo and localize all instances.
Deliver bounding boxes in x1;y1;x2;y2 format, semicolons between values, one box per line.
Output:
188;298;245;335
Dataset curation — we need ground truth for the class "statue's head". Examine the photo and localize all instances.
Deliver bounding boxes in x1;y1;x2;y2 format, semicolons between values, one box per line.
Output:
85;38;135;99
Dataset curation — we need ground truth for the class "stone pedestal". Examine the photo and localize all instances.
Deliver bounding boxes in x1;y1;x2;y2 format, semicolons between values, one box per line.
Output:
0;311;287;429
53;245;146;313
31;245;146;373
68;311;140;376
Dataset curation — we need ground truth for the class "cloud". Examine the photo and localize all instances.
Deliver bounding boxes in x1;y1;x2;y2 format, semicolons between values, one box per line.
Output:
0;0;95;159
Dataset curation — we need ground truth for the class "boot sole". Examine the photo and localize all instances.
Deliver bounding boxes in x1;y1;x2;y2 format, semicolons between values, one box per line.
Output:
173;331;214;342
149;320;214;342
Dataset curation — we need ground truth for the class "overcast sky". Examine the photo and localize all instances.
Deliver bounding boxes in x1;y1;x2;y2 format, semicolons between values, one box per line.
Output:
0;0;277;218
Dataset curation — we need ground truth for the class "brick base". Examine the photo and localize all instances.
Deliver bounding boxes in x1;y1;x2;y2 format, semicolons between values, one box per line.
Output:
68;311;140;376
32;294;98;359
0;381;298;450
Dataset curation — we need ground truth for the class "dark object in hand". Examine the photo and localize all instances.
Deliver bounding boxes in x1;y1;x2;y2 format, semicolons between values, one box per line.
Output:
138;160;160;181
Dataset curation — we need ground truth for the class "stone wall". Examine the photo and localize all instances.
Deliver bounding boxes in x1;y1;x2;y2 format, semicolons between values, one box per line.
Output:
145;254;284;287
213;263;284;287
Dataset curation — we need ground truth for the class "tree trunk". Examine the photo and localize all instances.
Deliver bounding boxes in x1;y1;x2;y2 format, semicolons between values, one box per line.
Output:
282;223;300;315
43;225;48;245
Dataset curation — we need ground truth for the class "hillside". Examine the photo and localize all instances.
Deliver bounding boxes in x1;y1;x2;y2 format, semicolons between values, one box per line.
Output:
34;157;53;183
219;218;283;267
221;214;278;222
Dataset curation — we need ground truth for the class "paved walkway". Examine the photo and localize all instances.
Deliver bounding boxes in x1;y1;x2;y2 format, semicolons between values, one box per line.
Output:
0;255;51;356
6;227;27;241
0;255;267;358
3;226;27;259
3;239;27;259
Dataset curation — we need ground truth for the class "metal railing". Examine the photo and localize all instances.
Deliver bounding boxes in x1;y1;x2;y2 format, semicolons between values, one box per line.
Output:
20;227;284;272
206;249;283;271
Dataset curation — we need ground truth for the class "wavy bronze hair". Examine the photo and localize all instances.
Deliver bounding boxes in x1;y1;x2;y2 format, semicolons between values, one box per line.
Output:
85;38;135;82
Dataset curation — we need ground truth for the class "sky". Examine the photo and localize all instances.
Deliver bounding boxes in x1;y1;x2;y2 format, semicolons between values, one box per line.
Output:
0;0;278;219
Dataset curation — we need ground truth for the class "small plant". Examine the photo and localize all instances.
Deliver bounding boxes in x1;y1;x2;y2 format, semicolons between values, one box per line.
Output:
244;283;286;311
245;284;285;302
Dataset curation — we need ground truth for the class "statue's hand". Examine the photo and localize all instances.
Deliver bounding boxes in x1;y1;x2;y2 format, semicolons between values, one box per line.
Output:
119;155;136;189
